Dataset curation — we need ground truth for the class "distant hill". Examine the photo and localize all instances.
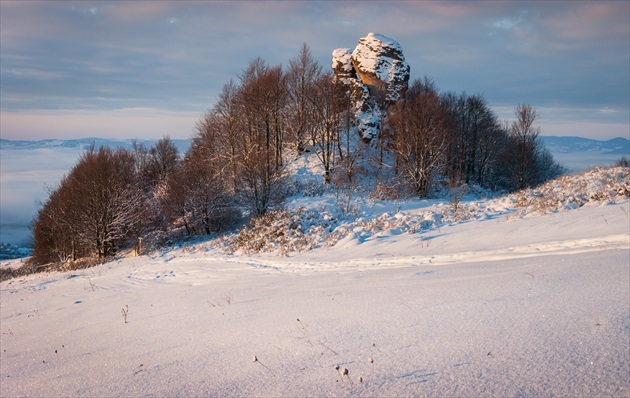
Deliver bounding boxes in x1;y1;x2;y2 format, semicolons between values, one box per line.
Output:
3;136;627;157
0;138;191;154
539;136;629;155
538;136;629;172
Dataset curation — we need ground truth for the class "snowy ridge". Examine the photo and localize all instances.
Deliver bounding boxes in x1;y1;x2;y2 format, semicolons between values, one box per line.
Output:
227;167;629;256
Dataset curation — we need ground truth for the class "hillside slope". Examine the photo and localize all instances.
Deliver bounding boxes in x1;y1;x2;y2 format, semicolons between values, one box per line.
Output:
1;168;628;397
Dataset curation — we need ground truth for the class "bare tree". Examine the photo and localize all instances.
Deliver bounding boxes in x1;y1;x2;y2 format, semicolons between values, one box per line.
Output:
148;137;179;183
287;43;322;153
387;79;456;196
509;104;541;190
233;58;288;214
162;140;238;236
32;146;149;262
494;104;564;191
72;147;147;257
212;80;241;192
444;92;505;187
32;179;79;264
311;72;345;183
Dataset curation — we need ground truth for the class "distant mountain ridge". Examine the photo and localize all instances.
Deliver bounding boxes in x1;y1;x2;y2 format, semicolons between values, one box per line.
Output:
538;136;629;155
2;136;627;156
0;137;191;154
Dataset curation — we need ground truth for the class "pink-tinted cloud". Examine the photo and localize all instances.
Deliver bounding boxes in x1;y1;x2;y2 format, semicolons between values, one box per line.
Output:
542;2;629;42
1;108;198;140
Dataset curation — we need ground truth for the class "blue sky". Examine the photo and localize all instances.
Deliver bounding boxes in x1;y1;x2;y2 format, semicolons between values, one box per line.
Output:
1;1;628;140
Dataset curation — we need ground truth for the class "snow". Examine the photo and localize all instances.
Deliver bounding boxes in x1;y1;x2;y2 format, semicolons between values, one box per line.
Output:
2;166;629;396
331;48;353;73
356;32;404;55
351;32;409;97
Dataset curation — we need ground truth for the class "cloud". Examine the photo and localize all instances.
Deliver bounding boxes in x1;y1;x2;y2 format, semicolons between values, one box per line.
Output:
542;2;629;42
70;5;98;16
0;108;199;140
0;1;627;141
492;17;523;30
599;107;619;115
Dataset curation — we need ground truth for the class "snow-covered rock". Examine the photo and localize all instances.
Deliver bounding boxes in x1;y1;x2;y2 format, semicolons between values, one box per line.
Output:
351;32;410;102
331;48;356;82
332;33;410;142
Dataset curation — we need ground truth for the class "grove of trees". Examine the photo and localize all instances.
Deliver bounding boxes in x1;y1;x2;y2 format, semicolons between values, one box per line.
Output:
33;145;153;264
31;44;564;266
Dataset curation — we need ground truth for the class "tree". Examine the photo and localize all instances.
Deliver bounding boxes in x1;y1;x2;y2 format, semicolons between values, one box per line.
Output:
511;104;540;190
495;104;564;191
444;92;505;187
131;137;179;188
148;137;179;184
32;179;79;264
161;113;239;235
287;43;322;153
213;80;241;192
311;72;345;183
387;79;456;196
498;104;542;190
233;58;288;214
32;146;149;263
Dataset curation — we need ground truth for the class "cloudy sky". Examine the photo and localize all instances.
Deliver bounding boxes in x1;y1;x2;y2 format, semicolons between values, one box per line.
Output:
1;0;628;141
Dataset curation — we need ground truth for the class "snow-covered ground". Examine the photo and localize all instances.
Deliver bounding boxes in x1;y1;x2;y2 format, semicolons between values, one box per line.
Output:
1;167;628;396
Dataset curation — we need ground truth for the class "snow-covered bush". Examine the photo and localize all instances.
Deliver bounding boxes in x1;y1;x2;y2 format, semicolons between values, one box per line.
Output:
223;166;629;256
511;166;629;215
372;181;401;200
288;177;326;197
229;208;339;255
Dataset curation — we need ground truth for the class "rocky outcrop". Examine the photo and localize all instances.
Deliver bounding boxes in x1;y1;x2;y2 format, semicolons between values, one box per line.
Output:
351;33;410;102
332;33;410;142
331;48;357;81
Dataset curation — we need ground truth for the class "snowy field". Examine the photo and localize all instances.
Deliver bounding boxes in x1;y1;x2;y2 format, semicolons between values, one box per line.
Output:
1;184;628;396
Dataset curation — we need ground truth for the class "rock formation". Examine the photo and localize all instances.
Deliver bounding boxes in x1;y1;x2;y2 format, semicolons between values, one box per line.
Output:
332;33;410;142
